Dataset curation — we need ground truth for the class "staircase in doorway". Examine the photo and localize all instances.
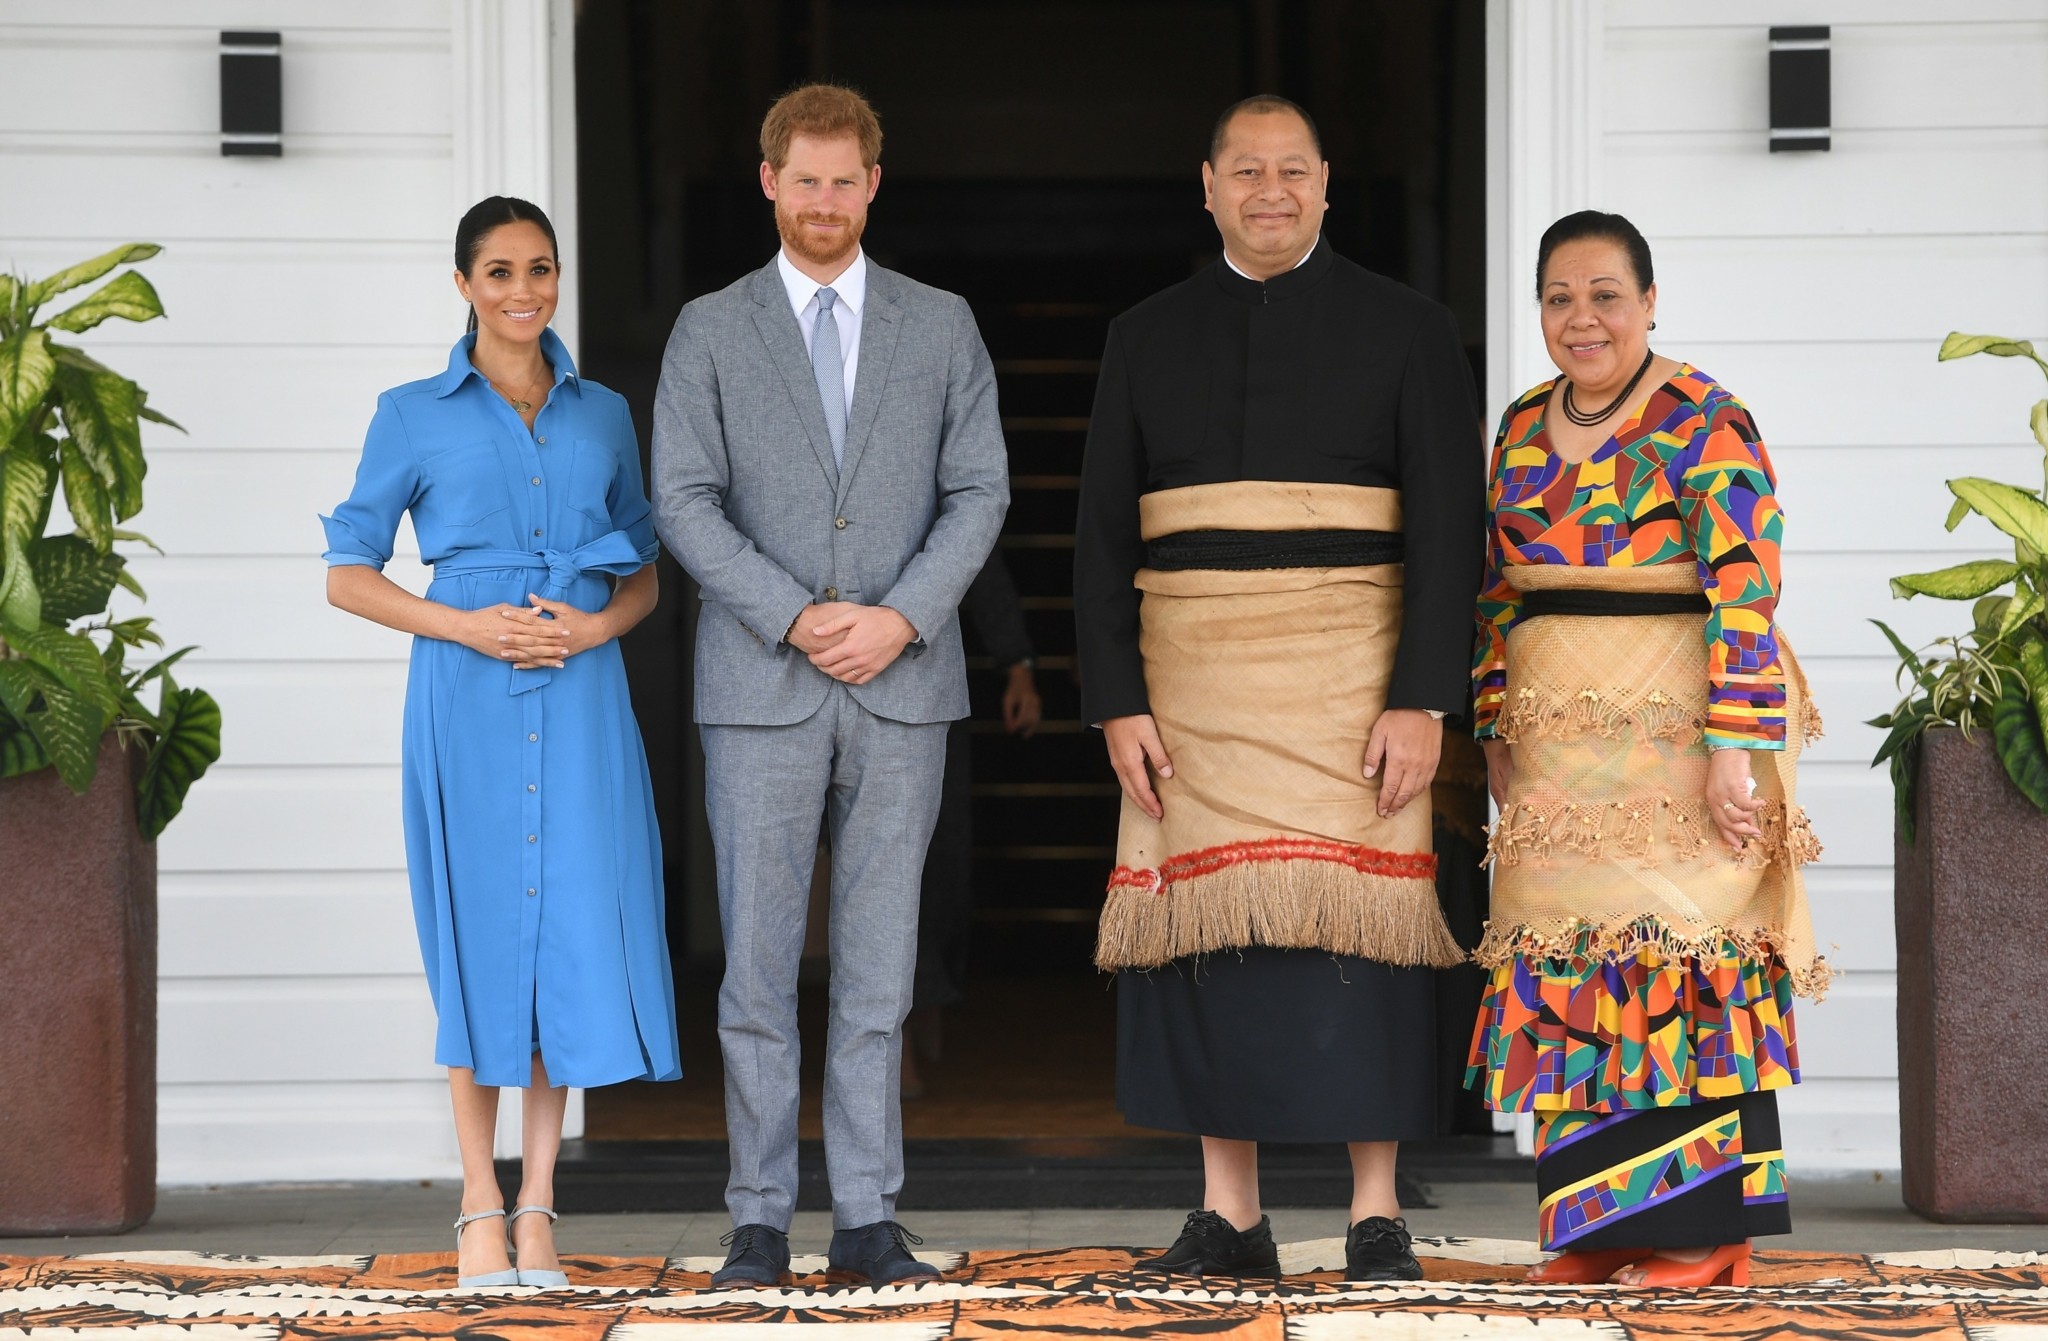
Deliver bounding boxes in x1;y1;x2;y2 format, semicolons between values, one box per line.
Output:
929;255;1193;966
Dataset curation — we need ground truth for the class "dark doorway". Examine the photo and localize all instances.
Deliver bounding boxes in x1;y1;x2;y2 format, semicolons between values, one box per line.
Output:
572;0;1488;1146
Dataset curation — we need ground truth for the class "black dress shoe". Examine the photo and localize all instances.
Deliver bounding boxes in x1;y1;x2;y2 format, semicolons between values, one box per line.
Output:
827;1221;941;1285
1139;1210;1281;1278
1345;1215;1423;1281
713;1223;791;1287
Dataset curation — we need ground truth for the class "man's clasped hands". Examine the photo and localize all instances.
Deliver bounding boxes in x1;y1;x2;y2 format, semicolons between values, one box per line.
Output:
784;602;919;686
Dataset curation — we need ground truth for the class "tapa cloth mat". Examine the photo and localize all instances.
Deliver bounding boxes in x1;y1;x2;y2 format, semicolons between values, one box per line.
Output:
7;1241;2047;1338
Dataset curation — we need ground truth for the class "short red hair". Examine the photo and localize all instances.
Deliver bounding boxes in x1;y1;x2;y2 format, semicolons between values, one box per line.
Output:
760;83;883;171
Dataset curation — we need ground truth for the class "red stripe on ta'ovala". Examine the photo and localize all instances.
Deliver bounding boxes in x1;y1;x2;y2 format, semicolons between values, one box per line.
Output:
1108;836;1437;894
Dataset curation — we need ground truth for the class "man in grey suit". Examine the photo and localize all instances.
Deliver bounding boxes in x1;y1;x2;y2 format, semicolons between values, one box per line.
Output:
651;83;1008;1287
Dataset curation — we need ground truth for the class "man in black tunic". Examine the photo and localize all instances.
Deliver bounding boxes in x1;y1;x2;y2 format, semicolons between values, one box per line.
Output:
1073;96;1483;1280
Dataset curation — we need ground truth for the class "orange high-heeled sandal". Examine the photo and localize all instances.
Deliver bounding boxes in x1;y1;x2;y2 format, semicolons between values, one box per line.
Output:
1612;1241;1752;1288
1526;1247;1654;1283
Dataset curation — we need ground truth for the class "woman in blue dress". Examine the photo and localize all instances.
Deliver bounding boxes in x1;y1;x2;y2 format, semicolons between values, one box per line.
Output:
323;197;680;1288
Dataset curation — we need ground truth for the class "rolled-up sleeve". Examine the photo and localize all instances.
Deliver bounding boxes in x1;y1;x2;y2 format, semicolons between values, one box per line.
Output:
320;392;420;569
606;396;660;565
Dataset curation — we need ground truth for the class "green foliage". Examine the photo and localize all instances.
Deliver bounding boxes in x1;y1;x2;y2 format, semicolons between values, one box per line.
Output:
1992;670;2048;812
1874;333;2048;835
0;245;219;840
1867;625;2008;844
1891;559;2020;601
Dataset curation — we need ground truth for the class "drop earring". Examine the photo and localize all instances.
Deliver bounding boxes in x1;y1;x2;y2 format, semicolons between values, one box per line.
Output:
1649;320;1658;330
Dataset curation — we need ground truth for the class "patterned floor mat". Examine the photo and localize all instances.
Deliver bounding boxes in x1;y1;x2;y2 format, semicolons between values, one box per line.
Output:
4;1239;2046;1338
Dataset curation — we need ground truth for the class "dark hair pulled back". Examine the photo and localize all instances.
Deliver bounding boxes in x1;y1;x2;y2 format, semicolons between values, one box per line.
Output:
1535;209;1653;299
455;195;559;334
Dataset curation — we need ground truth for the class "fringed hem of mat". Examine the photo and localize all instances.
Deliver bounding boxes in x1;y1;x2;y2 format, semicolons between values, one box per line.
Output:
1483;796;1823;870
1095;838;1464;971
1473;915;1833;1000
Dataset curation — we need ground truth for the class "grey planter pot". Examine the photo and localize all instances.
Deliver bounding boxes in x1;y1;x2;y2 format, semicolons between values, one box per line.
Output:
1894;726;2048;1222
0;735;156;1235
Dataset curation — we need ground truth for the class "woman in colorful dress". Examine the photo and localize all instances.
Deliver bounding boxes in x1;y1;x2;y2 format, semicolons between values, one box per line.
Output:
323;197;680;1288
1467;210;1825;1288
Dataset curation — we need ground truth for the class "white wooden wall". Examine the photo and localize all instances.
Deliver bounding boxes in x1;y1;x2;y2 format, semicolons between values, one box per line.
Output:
1490;0;2048;1170
0;0;580;1182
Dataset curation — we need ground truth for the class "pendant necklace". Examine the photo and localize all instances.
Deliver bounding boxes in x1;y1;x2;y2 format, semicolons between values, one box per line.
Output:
1560;348;1656;427
490;370;547;416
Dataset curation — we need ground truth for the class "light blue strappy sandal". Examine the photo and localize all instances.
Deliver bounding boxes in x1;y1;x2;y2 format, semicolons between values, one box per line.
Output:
511;1204;570;1288
453;1207;520;1289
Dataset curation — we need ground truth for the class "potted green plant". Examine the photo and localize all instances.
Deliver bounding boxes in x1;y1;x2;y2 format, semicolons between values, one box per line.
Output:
1871;331;2048;1224
0;244;223;1235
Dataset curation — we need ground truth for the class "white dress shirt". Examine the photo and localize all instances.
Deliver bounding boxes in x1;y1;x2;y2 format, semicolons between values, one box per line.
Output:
776;247;866;416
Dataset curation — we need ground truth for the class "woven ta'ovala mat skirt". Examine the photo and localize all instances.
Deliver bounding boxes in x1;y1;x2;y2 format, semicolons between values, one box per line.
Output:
1477;562;1826;994
1094;481;1464;973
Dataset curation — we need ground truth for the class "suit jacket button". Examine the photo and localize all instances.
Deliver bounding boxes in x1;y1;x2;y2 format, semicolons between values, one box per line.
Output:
835;517;848;529
824;586;838;601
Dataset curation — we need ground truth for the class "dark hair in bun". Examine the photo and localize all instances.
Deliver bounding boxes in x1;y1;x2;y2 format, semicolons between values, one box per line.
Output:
454;196;558;333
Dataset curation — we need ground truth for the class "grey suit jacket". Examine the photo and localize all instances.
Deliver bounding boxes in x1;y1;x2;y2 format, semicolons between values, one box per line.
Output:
652;256;1010;726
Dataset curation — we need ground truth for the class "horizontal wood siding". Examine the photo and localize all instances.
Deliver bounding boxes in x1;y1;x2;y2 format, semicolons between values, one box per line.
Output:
0;3;486;1182
1590;2;2048;1169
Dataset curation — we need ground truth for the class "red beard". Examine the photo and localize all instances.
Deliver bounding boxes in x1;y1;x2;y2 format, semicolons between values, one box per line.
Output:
776;203;865;267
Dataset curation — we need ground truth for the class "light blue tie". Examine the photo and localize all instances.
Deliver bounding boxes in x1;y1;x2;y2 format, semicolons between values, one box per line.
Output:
811;286;846;466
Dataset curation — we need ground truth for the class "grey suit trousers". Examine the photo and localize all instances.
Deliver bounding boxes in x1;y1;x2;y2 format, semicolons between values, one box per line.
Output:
700;682;948;1230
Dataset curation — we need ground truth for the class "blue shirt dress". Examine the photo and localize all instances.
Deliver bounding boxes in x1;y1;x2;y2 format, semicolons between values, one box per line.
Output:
321;330;681;1088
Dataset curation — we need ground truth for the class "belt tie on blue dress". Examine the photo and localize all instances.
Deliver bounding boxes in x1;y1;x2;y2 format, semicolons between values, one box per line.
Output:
432;531;647;694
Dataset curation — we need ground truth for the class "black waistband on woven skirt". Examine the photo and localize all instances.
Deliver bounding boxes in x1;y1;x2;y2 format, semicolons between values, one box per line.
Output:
1144;528;1404;571
1521;588;1712;619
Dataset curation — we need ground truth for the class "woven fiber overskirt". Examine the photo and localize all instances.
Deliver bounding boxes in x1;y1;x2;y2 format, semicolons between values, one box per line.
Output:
1480;563;1826;995
1095;481;1463;971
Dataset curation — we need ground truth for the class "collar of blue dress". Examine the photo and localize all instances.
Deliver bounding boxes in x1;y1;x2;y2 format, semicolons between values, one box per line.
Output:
434;326;580;399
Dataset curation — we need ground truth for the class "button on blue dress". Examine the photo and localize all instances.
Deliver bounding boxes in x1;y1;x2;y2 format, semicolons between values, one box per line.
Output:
321;330;681;1088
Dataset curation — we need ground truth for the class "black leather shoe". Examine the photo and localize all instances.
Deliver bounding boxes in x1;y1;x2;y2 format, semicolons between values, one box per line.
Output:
713;1223;791;1287
1345;1215;1423;1281
827;1220;941;1285
1139;1210;1281;1278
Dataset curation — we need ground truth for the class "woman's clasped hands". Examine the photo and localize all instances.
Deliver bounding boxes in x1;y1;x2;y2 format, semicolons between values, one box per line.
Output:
452;595;607;670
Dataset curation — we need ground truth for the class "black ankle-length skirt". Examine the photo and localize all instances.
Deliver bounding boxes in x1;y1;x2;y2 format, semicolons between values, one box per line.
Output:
1535;1092;1793;1251
1116;945;1435;1142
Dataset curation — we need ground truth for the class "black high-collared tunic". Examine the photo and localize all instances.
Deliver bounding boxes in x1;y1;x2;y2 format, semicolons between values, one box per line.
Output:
1074;240;1484;727
1074;241;1485;1143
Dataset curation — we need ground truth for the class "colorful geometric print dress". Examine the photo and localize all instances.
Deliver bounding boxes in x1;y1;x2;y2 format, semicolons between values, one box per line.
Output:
1466;366;1825;1253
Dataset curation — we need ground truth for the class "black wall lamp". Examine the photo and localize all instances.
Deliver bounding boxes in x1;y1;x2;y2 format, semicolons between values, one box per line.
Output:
220;31;282;156
1769;26;1830;152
